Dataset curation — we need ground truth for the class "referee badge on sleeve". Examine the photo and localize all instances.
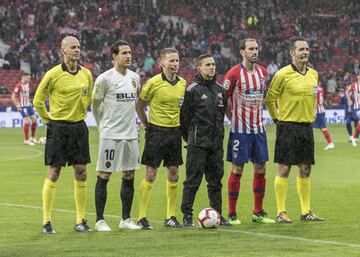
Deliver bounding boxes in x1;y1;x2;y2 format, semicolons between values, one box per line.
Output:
82;87;89;96
313;85;318;96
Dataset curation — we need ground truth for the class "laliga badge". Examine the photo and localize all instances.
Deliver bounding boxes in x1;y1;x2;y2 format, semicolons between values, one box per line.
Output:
223;79;230;90
132;80;137;89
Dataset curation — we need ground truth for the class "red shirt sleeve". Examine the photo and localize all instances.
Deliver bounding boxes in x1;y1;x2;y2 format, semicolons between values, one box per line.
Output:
223;64;240;98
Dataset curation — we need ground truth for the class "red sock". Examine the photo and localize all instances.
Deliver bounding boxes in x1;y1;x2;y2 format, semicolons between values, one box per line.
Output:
228;172;241;215
354;124;360;139
24;123;29;140
321;129;332;144
31;122;37;137
253;173;266;214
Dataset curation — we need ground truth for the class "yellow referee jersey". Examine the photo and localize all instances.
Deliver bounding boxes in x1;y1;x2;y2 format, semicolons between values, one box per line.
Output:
265;64;318;123
33;63;93;123
139;73;186;127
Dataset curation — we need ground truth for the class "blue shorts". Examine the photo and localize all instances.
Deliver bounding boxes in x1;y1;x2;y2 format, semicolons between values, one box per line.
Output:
20;106;35;118
313;113;326;129
226;132;269;164
345;109;360;124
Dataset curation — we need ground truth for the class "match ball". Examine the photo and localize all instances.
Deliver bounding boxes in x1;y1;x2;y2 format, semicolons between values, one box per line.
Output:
198;208;220;229
38;137;46;145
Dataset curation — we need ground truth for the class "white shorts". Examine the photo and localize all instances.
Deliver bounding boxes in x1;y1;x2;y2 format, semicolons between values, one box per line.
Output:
96;139;139;172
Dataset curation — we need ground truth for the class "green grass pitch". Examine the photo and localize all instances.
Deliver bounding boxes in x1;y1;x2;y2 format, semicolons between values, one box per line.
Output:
0;124;359;257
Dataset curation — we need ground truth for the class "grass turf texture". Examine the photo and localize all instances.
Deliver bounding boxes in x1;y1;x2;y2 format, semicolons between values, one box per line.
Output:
0;124;359;257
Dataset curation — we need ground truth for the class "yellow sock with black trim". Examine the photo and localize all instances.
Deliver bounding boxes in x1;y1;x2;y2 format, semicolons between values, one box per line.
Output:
42;178;56;224
138;179;153;220
297;176;311;215
74;180;87;224
274;176;288;214
166;180;178;219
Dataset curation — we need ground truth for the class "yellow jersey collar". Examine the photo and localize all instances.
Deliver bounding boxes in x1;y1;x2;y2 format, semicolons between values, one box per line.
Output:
161;72;179;86
291;63;308;75
61;63;81;75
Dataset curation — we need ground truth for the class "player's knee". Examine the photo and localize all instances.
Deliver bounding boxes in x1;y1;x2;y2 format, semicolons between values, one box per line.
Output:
254;165;266;174
47;166;61;181
167;166;179;176
74;166;87;181
145;171;156;182
122;171;134;180
207;183;221;192
299;165;311;177
232;165;243;175
98;172;111;180
278;164;290;177
167;168;179;182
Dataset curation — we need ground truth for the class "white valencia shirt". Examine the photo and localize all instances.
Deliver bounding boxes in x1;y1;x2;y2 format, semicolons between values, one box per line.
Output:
92;68;140;140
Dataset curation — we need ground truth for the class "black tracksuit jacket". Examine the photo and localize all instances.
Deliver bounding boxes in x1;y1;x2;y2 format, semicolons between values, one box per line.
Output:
180;74;227;149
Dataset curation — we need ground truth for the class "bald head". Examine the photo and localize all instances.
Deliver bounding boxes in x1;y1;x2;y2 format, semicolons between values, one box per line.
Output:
61;36;79;49
61;36;81;62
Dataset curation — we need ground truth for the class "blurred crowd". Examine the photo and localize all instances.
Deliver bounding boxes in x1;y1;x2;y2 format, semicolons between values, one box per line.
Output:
1;0;360;105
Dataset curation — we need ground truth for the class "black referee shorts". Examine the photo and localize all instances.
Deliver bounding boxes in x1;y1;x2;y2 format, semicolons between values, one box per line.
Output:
274;121;314;165
45;120;91;167
141;123;183;168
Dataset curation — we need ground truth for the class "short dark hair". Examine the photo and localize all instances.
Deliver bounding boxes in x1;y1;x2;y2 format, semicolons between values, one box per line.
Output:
196;53;213;67
289;36;307;51
239;38;257;50
159;48;179;60
111;40;130;55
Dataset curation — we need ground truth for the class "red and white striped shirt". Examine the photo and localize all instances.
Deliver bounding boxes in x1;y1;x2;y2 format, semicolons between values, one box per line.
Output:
223;63;268;134
348;82;360;110
13;82;31;107
316;86;325;114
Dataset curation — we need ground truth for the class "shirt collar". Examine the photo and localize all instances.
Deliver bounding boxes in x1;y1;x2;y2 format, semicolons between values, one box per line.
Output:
161;72;179;85
61;63;81;75
291;63;308;75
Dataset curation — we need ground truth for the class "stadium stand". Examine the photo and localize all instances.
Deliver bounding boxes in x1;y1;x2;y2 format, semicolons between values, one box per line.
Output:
0;0;360;108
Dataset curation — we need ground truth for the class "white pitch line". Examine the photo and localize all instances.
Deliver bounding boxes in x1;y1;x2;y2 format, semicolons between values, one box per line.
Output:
0;146;43;162
218;228;360;249
2;202;360;249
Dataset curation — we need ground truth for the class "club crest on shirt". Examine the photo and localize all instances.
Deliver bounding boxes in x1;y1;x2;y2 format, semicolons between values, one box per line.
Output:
132;80;137;89
82;87;89;96
105;161;111;169
223;79;230;90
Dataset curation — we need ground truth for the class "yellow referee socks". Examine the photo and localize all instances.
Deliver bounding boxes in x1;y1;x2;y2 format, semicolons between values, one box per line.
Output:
297;177;311;215
42;178;56;224
274;176;288;214
138;179;153;220
166;180;178;219
74;180;87;224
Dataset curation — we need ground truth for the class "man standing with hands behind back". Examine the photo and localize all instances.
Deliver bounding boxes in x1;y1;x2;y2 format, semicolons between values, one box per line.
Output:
136;48;186;229
34;36;93;234
224;38;274;225
92;40;141;232
265;36;325;223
